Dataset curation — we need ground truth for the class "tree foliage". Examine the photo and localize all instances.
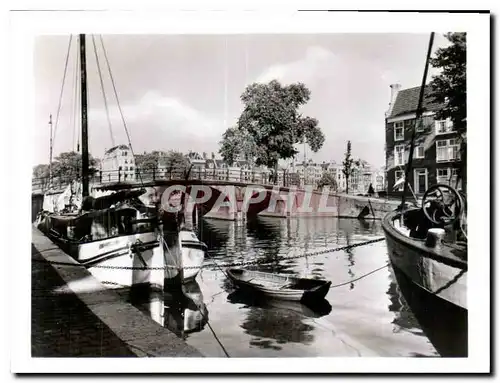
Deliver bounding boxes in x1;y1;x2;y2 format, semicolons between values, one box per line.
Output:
135;151;161;171
219;127;258;166
163;150;191;178
51;151;98;181
317;172;338;191
33;164;50;180
135;150;192;179
430;32;466;136
341;141;363;194
429;32;467;188
220;80;325;183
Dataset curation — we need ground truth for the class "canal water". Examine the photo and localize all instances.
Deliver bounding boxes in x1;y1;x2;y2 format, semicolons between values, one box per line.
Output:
137;217;439;357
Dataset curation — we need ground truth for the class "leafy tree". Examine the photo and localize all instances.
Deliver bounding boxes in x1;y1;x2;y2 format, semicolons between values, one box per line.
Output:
32;164;50;190
51;151;98;182
317;172;338;191
135;151;161;173
162;150;191;179
220;80;325;184
342;141;362;194
430;32;466;189
219;127;258;166
33;164;49;180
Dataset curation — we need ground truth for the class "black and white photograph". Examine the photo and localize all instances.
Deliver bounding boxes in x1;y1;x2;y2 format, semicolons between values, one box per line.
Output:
7;6;490;374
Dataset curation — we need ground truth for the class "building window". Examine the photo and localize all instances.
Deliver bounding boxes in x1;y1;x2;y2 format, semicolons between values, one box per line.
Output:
125;159;128;164
130;167;133;171
436;139;460;162
394;170;405;191
122;151;128;156
394;145;405;166
394;121;404;141
416;119;425;132
437;168;448;184
435;118;454;134
415;145;425;159
118;166;122;171
437;168;460;187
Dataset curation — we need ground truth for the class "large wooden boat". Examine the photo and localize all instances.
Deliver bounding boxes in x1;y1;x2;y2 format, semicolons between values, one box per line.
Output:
226;268;331;303
35;35;164;290
382;32;467;357
163;227;207;284
382;187;467;357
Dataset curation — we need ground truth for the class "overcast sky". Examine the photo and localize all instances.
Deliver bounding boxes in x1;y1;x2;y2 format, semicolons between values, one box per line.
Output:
34;33;449;168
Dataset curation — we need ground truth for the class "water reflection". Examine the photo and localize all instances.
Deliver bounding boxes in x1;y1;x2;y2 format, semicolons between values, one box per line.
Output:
132;216;438;357
227;290;319;350
131;281;208;339
163;281;208;338
386;266;425;334
227;289;332;318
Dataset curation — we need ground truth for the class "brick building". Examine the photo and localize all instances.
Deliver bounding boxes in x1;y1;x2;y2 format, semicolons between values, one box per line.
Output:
385;84;462;196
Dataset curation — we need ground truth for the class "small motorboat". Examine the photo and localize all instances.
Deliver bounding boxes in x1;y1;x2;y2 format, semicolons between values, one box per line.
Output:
226;268;331;303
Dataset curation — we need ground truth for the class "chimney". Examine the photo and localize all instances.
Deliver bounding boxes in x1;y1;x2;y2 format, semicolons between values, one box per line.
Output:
386;83;401;118
203;152;207;160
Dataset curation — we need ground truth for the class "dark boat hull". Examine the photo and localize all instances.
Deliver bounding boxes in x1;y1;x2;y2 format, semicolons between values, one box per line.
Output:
382;211;468;357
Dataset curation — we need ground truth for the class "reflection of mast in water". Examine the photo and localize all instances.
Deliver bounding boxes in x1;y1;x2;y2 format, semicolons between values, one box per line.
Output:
162;280;209;339
344;231;355;290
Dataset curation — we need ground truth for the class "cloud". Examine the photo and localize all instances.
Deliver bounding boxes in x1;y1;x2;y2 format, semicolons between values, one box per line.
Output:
256;46;336;84
87;91;224;157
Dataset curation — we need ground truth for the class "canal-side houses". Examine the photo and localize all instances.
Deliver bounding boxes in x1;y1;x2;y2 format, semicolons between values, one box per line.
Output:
385;83;461;196
100;144;136;183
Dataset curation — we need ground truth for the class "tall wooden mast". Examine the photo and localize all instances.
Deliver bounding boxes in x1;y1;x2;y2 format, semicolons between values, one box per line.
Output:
48;114;53;187
79;34;90;197
401;32;435;210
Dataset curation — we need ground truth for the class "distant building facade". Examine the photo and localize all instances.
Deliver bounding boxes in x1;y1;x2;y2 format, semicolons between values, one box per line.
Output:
101;144;136;183
385;83;461;196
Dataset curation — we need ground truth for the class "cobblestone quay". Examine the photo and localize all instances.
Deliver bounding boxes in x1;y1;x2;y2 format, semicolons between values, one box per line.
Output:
31;227;202;357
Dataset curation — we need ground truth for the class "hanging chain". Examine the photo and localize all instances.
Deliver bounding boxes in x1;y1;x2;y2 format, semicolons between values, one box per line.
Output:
33;237;385;271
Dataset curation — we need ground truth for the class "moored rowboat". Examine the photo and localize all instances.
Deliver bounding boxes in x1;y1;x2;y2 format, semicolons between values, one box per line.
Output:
226;268;331;303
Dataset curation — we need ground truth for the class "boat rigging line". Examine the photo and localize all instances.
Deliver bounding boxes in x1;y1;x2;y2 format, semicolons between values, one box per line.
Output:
71;42;80;153
98;35;145;188
91;35;116;151
401;32;435;215
51;34;73;160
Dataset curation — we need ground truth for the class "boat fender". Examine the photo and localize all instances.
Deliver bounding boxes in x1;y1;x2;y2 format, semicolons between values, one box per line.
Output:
425;228;445;248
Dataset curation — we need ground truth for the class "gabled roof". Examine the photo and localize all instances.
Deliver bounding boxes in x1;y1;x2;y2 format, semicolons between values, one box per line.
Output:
389;85;443;118
105;144;130;155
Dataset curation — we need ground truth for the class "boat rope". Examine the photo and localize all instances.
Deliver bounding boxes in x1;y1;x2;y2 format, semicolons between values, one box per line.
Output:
32;236;386;270
52;34;73;153
329;263;389;289
195;303;230;358
98;35;145;188
91;35;116;151
71;43;80;153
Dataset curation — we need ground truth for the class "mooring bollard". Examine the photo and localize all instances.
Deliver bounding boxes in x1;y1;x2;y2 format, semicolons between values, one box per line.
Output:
425;228;445;248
